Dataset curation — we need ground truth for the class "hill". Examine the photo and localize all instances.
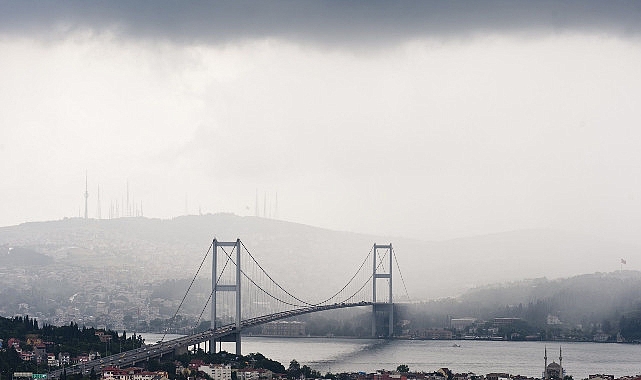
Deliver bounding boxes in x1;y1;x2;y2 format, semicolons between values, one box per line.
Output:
0;246;53;266
398;270;641;341
1;214;640;300
1;214;641;330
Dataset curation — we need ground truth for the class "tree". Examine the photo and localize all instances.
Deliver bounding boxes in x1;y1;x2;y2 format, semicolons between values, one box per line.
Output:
301;365;320;379
397;364;410;373
288;359;302;379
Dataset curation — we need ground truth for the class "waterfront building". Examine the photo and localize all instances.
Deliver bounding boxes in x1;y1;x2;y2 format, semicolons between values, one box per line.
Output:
411;328;453;340
450;318;476;331
492;318;521;326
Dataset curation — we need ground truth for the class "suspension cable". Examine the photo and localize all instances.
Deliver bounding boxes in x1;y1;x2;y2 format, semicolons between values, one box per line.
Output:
393;247;411;302
341;245;390;302
222;243;311;308
194;240;402;332
161;241;213;342
311;244;375;305
240;241;315;306
192;254;232;331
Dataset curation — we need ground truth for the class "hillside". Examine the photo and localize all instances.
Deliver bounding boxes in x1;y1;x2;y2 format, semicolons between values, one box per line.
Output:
398;270;641;341
1;214;640;301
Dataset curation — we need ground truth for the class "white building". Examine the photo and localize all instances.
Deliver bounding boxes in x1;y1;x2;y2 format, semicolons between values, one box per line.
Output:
236;369;273;380
199;364;232;380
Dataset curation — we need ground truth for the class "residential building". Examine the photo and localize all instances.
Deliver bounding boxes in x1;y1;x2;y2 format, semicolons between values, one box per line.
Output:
199;364;232;380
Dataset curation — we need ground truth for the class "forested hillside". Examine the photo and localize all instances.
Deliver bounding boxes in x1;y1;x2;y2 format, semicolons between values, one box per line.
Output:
398;271;641;341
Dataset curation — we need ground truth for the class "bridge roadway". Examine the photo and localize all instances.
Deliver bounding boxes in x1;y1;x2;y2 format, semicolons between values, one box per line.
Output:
48;301;373;378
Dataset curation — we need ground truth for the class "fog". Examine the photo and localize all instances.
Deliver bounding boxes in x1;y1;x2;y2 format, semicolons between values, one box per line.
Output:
2;1;641;246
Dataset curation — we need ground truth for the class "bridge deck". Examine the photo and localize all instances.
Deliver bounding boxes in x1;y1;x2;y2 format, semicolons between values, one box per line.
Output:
48;302;374;377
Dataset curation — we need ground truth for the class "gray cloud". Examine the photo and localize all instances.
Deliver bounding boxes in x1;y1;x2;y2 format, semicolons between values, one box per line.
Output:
1;1;641;46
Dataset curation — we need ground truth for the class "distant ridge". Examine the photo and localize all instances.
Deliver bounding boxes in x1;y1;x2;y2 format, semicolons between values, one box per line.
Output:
1;214;640;300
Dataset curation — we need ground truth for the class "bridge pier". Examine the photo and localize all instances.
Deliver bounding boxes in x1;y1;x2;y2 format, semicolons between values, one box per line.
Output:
211;239;243;355
372;243;394;338
372;303;394;337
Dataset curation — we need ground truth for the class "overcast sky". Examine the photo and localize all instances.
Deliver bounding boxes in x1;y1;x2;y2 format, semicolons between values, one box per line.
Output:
1;1;641;243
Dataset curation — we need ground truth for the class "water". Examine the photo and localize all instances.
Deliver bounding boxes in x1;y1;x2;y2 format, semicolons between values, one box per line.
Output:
138;334;641;379
238;338;641;379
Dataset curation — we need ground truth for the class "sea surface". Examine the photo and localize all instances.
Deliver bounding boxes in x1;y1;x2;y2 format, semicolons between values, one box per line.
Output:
139;335;641;379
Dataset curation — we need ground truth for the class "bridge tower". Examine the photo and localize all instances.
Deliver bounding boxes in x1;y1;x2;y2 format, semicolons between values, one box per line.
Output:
372;243;394;337
210;239;242;355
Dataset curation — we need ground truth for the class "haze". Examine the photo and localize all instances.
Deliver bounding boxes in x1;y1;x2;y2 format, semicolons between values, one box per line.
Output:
2;1;641;245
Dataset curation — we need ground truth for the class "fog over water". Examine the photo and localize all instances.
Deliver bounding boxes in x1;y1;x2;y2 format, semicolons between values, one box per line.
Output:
1;2;641;259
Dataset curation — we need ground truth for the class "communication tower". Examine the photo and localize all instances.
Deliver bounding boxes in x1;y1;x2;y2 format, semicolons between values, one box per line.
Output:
96;185;101;219
84;172;89;219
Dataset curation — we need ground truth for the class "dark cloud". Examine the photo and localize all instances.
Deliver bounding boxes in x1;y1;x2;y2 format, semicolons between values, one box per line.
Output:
1;1;640;46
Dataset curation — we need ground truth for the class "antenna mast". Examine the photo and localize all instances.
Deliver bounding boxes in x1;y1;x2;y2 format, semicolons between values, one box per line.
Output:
84;171;89;219
96;185;101;219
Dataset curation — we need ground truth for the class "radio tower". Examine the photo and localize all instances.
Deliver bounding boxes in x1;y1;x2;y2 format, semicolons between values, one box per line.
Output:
84;171;89;219
96;185;101;219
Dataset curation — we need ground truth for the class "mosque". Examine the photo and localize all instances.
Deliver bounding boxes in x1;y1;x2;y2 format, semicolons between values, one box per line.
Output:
543;346;564;380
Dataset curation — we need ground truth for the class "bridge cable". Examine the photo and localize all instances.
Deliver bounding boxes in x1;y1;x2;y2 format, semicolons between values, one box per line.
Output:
239;241;315;306
221;243;311;308
191;253;232;332
161;241;213;342
310;244;375;305
392;247;411;302
240;241;380;307
341;246;390;302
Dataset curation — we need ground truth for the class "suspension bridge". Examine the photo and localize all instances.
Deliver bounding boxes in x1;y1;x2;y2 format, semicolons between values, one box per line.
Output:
48;239;409;377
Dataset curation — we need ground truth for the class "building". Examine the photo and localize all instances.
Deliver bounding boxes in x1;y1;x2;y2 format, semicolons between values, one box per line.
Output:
59;352;71;366
543;346;564;380
236;368;273;380
102;366;130;380
450;318;476;331
492;318;521;326
547;315;561;325
199;364;232;380
588;375;614;380
412;329;453;340
47;353;59;367
102;366;167;380
189;359;206;371
593;333;610;342
486;373;511;380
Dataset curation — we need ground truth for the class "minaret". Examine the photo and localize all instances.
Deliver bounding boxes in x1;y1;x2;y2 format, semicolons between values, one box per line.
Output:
84;172;89;219
544;346;548;380
559;346;563;380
